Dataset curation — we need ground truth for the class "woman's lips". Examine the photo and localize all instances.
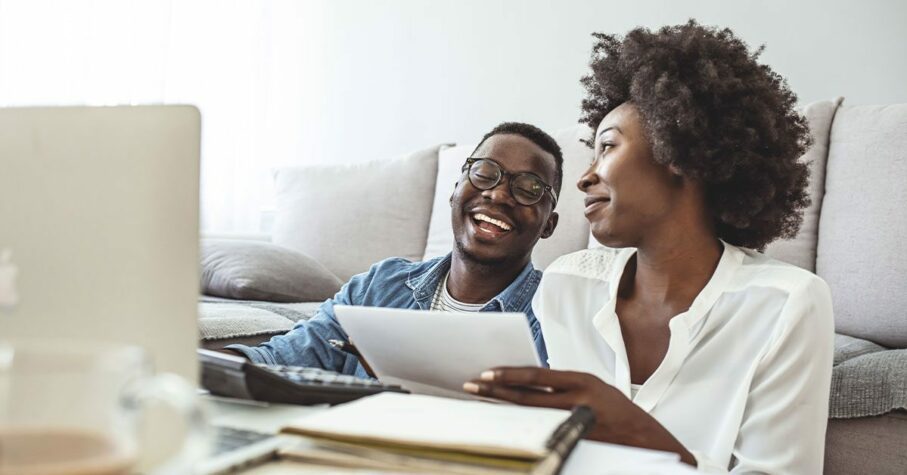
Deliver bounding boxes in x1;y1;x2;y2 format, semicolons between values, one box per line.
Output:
584;197;610;215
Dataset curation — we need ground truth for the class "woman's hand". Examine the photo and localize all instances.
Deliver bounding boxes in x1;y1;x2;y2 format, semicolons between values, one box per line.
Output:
463;367;697;467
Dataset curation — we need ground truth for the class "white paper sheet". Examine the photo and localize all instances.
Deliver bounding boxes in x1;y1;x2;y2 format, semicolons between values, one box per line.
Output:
333;305;541;395
563;440;693;474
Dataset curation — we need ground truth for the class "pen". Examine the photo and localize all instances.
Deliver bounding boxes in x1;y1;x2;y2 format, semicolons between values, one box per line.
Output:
328;339;376;378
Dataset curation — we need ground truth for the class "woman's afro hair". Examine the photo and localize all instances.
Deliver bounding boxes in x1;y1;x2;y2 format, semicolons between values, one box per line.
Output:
580;20;813;249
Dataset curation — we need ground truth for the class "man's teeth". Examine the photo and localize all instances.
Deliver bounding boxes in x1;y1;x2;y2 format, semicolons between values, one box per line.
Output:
474;213;512;231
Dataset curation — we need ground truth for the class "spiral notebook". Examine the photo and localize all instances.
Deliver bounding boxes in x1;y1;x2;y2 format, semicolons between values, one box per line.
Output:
279;393;594;474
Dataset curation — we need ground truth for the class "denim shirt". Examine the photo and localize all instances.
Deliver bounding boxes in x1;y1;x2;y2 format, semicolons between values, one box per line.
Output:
228;253;548;378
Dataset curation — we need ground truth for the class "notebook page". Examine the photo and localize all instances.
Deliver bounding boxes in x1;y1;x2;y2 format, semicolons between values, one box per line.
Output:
282;393;571;458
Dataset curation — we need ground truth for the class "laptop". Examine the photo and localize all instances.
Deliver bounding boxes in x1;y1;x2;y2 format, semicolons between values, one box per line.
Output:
0;105;201;382
0;105;279;473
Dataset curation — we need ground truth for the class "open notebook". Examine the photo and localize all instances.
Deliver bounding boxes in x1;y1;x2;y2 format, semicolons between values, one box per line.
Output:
279;393;594;474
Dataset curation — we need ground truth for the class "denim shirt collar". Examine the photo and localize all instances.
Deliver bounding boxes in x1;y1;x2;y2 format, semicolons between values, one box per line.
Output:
405;253;539;312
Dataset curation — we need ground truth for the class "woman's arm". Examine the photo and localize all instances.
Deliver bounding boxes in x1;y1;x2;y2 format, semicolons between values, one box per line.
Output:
467;276;835;473
720;277;834;473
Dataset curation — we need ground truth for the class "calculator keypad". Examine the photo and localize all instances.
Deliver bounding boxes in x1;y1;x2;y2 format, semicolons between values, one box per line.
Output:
254;364;403;391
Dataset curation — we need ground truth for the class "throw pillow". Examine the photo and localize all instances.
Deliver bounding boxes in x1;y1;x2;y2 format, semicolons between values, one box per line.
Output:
271;144;443;281
201;239;343;303
423;144;474;261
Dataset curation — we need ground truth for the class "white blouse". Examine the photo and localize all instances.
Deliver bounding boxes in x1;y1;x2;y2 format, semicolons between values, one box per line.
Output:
534;241;834;473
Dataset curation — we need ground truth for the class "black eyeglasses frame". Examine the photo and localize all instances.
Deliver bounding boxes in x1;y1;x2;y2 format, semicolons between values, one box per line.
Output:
461;157;558;207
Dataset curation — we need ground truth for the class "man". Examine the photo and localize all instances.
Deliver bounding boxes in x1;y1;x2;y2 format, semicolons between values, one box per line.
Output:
224;122;562;378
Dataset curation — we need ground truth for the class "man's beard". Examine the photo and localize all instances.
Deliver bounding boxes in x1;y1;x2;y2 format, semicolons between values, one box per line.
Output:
453;238;510;269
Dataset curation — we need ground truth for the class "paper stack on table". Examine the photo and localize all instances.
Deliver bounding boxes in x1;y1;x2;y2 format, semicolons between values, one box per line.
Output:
564;441;696;474
278;393;595;474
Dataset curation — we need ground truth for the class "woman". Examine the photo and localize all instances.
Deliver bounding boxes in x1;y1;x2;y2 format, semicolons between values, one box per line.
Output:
463;21;834;473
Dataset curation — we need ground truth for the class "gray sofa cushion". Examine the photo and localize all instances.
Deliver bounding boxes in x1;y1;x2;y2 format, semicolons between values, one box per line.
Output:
824;411;907;475
831;334;907;419
272;144;442;281
201;239;343;303
816;103;907;348
764;98;842;271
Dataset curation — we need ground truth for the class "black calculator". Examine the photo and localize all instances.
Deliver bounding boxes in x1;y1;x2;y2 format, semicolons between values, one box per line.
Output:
198;349;409;406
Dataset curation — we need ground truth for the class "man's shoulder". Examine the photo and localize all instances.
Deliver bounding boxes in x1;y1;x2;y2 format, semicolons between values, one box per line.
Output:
352;255;445;286
367;256;430;272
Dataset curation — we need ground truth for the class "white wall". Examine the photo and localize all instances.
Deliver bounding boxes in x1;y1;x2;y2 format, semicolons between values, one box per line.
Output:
306;0;907;165
1;0;904;232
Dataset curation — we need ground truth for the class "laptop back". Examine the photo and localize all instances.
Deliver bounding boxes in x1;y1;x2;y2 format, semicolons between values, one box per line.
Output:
0;105;201;384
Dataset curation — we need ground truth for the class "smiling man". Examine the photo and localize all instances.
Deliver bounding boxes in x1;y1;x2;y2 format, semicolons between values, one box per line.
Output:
223;122;562;377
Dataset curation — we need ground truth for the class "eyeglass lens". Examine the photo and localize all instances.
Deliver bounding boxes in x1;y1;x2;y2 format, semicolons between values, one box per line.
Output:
468;159;546;205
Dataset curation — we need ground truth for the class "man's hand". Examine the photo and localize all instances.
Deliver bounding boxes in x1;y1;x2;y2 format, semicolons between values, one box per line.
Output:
463;367;697;467
214;348;249;360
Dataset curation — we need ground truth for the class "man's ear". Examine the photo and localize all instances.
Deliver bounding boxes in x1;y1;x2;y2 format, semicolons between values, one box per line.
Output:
540;212;559;239
449;181;458;206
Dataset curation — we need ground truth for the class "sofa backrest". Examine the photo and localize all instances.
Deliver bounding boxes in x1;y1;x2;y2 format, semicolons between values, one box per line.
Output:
266;100;907;350
816;103;907;348
421;100;848;271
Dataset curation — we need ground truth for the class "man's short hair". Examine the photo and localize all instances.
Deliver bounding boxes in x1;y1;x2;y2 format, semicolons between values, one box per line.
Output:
471;122;564;201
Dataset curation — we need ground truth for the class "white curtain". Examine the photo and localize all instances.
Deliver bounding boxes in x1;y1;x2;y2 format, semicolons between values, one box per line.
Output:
0;0;326;233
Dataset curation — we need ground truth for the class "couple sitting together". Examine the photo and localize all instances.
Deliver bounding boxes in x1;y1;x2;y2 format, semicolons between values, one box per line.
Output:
224;22;833;473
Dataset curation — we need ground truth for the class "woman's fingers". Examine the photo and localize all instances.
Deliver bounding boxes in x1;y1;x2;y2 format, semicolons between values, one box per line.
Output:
463;380;577;409
479;366;595;390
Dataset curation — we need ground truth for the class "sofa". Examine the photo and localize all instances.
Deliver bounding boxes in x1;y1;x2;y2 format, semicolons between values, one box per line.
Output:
197;98;907;474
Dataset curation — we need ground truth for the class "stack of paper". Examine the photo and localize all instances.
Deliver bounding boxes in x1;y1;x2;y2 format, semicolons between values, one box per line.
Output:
279;393;593;474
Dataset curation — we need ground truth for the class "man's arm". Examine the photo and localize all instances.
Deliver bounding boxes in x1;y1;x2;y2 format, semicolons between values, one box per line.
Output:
224;271;375;376
214;348;247;359
527;312;549;368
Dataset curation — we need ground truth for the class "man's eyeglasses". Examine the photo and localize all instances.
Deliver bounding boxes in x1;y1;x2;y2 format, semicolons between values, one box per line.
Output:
461;158;557;207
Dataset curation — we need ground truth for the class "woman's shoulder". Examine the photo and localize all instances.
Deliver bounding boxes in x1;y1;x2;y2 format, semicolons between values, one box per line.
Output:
534;247;624;326
544;246;625;282
731;245;832;306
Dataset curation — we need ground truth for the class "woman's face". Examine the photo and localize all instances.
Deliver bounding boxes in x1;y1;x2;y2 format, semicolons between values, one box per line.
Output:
578;102;685;248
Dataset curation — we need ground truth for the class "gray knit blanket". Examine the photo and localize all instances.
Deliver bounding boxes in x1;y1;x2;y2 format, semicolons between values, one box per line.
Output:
198;296;321;341
831;334;907;418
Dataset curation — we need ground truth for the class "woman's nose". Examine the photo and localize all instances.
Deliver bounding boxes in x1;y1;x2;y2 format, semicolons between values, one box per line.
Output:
577;166;599;191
